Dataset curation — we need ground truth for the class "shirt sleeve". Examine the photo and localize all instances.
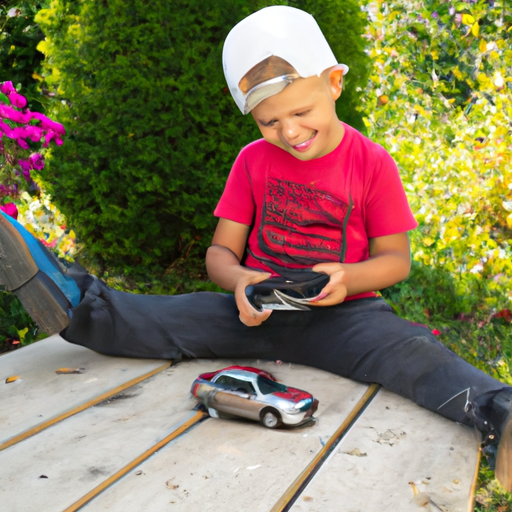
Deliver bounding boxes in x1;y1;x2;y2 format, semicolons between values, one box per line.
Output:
214;148;255;226
364;145;418;238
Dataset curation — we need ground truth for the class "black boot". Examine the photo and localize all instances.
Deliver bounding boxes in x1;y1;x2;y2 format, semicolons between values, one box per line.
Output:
0;212;75;335
466;387;512;491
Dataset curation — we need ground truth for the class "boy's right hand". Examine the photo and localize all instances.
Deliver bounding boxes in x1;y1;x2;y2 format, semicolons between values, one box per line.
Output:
234;270;273;327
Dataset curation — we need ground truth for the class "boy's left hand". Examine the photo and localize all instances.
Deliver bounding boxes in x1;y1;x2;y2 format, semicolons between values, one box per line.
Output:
309;262;348;306
310;233;412;305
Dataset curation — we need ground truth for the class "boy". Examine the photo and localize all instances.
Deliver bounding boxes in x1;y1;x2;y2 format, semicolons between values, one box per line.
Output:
1;5;512;488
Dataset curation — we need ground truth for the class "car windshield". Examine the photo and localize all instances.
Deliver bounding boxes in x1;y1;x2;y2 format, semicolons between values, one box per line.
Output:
257;375;288;395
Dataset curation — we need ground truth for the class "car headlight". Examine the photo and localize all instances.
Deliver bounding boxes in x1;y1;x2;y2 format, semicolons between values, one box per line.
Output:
294;398;312;412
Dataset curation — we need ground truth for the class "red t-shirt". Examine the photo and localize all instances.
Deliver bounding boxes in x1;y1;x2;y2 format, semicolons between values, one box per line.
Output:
214;123;418;300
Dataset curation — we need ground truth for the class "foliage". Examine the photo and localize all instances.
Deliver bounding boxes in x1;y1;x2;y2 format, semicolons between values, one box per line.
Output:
0;290;40;352
15;187;79;258
475;460;512;510
361;0;512;298
362;0;512;506
33;0;370;272
381;261;512;381
0;1;47;112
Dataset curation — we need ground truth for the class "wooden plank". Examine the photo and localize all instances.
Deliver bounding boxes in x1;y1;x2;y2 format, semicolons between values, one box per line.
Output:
286;388;480;512
63;410;209;512
0;359;368;512
270;384;379;512
0;361;206;512
0;335;169;449
76;363;371;512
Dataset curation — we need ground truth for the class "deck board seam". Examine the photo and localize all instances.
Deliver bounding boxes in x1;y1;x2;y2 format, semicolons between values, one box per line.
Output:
270;383;381;512
0;361;172;452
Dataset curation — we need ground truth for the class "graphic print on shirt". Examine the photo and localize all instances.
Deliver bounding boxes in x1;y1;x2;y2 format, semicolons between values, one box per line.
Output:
258;175;348;266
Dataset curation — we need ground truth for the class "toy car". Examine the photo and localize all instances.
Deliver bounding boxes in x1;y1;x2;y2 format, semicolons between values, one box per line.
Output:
190;365;319;428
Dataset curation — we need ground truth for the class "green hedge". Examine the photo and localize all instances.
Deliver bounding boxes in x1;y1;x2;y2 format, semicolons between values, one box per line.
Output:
36;0;370;271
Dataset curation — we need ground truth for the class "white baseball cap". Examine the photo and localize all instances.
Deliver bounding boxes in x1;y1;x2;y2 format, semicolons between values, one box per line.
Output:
223;5;349;114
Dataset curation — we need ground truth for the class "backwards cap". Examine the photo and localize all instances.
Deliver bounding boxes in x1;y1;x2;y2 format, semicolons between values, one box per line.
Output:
223;5;349;114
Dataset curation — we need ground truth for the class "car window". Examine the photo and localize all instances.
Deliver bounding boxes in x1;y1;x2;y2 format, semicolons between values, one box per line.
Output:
215;375;256;394
257;375;288;395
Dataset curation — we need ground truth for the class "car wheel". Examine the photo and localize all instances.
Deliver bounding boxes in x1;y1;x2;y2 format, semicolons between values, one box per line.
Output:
261;409;281;429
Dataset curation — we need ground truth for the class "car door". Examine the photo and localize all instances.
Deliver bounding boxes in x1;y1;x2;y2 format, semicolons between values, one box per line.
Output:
210;375;261;420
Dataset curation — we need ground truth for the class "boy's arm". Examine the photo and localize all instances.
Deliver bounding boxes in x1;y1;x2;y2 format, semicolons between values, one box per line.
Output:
311;232;411;306
206;218;272;326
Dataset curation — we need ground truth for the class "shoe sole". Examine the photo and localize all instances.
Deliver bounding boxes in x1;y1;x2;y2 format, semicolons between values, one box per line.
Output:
495;412;512;491
13;271;71;335
0;213;38;290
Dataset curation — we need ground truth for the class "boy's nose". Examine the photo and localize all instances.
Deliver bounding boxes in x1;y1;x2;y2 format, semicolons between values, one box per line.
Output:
281;119;300;142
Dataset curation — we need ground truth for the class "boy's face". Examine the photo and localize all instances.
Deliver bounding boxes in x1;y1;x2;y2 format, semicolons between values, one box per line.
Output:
250;70;344;161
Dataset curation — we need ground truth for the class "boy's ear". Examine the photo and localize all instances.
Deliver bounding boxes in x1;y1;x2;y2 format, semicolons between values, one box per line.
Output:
326;65;345;101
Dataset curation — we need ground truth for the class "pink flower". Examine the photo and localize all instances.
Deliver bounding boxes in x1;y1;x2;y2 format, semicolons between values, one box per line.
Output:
9;91;27;109
16;137;29;149
0;120;13;138
0;104;33;124
25;125;43;142
29;153;44;170
42;130;64;147
0;202;18;219
18;159;32;171
431;329;442;336
0;81;15;95
31;112;66;136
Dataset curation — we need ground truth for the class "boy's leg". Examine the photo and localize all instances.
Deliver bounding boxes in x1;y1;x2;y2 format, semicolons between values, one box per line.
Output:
64;286;507;425
270;298;506;425
260;297;512;474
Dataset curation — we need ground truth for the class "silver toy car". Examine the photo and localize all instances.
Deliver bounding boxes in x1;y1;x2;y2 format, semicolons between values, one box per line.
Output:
191;365;319;428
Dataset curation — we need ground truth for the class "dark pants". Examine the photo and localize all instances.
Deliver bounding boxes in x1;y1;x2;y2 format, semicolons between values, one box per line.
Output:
62;275;506;426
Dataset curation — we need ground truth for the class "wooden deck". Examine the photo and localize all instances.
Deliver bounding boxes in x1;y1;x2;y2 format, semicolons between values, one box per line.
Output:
0;335;480;512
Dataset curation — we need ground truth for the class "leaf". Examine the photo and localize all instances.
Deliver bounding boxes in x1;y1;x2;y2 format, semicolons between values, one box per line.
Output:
462;14;475;25
55;367;86;374
17;327;28;343
5;375;20;383
471;22;480;37
0;92;10;105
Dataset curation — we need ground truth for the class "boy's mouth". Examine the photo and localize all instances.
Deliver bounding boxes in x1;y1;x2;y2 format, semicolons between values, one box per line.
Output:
292;132;317;152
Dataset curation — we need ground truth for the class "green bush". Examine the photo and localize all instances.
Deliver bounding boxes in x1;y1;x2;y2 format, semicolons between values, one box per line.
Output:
0;291;40;351
35;0;370;272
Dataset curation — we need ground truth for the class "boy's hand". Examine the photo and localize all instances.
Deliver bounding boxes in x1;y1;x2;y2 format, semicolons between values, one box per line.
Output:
310;233;412;305
310;262;348;306
234;270;273;326
206;219;274;326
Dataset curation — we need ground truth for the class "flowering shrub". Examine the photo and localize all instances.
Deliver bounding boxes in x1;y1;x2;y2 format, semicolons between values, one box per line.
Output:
361;2;511;505
16;188;80;260
0;80;65;215
361;0;512;306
